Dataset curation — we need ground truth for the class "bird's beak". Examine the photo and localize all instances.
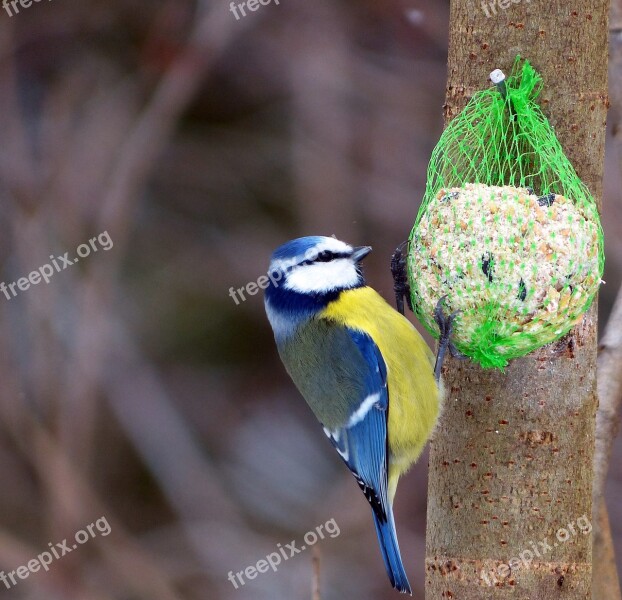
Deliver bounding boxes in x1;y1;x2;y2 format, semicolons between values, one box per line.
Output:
351;246;372;262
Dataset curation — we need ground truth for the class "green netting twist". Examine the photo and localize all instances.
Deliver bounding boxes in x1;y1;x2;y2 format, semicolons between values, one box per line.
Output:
407;57;604;369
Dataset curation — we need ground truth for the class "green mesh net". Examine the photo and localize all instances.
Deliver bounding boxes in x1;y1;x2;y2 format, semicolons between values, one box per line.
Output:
407;57;604;369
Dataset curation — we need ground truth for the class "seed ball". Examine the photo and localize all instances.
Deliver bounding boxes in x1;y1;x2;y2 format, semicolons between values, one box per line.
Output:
408;183;602;368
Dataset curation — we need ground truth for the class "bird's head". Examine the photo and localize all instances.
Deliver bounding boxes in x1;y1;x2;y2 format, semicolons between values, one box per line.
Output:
268;236;371;295
264;236;372;339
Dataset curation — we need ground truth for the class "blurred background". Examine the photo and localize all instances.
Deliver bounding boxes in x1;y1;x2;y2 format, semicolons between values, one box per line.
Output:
0;1;620;599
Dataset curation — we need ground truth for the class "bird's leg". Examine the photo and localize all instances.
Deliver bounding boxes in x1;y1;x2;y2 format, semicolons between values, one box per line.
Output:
390;241;413;315
433;296;466;381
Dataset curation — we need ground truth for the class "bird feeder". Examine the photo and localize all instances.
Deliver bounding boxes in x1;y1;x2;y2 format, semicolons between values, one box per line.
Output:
407;58;604;369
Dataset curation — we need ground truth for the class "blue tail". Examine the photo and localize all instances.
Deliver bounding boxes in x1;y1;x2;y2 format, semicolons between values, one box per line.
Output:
372;508;412;594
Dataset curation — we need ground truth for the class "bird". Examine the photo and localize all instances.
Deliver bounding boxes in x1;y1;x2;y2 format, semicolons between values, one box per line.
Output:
264;235;452;594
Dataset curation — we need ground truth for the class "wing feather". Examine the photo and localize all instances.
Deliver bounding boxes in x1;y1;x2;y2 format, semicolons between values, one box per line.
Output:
277;318;391;519
321;328;390;521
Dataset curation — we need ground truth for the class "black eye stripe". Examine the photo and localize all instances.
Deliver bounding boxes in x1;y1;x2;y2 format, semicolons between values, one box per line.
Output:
298;251;350;266
315;251;333;262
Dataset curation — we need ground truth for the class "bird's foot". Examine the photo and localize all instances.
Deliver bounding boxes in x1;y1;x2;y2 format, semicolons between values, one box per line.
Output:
390;241;414;315
433;296;466;381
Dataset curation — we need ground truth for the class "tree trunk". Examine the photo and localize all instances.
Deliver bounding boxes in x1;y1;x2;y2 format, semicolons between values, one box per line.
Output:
425;2;609;599
593;499;622;600
591;3;622;596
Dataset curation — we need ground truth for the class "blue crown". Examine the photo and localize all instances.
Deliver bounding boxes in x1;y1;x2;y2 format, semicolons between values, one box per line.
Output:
270;236;329;263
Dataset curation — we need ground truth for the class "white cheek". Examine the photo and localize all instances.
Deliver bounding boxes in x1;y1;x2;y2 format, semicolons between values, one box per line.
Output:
284;259;360;293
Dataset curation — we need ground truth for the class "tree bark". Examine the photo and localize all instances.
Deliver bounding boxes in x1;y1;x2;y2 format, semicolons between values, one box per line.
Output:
591;2;622;595
425;2;609;599
593;498;622;600
592;280;622;600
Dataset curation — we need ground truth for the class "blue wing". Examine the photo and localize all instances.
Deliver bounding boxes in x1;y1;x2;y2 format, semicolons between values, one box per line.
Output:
322;328;412;593
321;328;389;520
278;320;412;593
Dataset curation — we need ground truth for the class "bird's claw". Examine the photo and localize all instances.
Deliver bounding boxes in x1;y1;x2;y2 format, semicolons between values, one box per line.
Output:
390;241;413;315
449;342;467;360
433;296;465;380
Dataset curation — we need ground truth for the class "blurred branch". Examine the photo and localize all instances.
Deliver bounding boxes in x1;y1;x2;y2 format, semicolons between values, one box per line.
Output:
591;3;622;597
105;326;244;562
0;20;37;206
594;498;622;600
592;282;622;600
593;282;622;513
30;422;184;600
98;2;252;251
312;546;321;600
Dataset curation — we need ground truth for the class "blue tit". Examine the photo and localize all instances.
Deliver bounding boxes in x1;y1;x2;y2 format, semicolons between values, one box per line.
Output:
264;235;445;595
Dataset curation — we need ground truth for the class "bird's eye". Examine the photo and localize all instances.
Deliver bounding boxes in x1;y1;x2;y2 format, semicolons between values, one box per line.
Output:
315;251;334;262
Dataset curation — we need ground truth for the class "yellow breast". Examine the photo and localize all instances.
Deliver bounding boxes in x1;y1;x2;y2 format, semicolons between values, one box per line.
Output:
321;287;441;484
